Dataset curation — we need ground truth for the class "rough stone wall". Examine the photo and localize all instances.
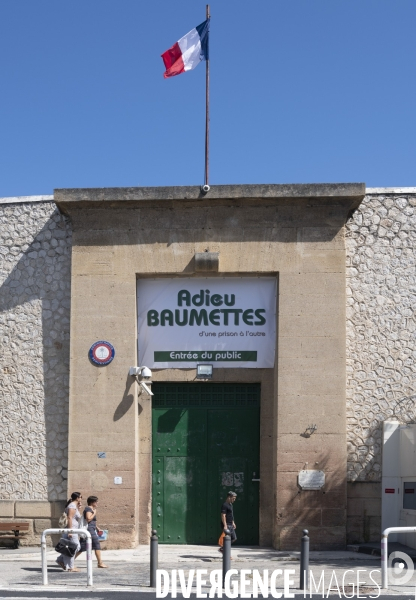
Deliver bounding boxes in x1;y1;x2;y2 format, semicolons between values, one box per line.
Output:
346;192;416;482
0;201;71;500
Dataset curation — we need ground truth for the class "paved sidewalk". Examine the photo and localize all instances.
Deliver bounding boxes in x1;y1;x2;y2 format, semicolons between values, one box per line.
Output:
0;545;413;595
0;545;382;562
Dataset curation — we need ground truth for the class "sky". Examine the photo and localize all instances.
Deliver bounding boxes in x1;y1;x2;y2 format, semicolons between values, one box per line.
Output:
0;1;415;196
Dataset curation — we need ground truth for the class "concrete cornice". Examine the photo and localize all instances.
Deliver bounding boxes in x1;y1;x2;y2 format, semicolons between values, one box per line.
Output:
54;183;366;213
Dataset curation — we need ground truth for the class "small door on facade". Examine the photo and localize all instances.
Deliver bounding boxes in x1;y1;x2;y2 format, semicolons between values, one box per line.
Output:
152;383;260;545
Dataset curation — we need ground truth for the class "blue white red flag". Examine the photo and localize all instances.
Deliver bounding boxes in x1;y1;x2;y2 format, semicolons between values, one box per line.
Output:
161;19;210;79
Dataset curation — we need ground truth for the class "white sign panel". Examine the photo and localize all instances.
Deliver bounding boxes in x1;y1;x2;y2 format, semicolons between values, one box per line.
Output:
298;470;325;490
137;278;276;368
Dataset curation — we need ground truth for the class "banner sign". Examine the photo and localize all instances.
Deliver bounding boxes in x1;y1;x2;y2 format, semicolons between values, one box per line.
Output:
137;278;276;368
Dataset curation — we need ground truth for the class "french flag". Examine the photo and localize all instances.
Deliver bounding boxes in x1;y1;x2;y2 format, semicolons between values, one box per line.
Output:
161;19;210;79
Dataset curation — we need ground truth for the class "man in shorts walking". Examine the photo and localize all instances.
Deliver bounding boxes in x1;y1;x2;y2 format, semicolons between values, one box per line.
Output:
219;491;237;552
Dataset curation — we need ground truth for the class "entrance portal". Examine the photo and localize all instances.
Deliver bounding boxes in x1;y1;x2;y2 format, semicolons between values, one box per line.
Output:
152;383;260;544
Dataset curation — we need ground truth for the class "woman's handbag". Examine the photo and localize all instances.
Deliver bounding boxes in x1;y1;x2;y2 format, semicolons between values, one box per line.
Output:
55;537;78;557
58;512;68;528
97;529;108;541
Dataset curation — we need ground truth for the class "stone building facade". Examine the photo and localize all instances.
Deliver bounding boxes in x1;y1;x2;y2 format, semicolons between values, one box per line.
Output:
0;186;415;547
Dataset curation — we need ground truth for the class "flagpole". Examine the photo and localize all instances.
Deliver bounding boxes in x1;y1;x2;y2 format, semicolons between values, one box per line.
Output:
204;4;210;188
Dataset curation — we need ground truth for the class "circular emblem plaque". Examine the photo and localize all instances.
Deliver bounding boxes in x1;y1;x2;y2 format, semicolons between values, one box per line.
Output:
89;341;115;366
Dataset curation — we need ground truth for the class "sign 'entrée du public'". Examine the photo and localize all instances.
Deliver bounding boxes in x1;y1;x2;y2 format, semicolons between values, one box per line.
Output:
137;278;276;368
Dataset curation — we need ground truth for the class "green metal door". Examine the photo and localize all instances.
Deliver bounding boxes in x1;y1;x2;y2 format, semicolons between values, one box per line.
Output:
152;383;260;544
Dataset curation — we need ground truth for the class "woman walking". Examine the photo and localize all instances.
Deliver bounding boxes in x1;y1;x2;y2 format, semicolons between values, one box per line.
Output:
78;495;108;568
56;492;82;572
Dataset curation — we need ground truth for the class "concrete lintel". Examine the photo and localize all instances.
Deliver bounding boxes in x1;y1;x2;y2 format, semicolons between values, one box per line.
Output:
55;183;365;213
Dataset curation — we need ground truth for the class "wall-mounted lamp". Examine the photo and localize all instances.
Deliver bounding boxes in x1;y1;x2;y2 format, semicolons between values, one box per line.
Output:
196;364;213;380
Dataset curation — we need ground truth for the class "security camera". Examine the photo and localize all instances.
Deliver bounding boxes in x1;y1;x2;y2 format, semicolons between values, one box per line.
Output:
129;366;153;395
141;366;152;380
201;184;210;193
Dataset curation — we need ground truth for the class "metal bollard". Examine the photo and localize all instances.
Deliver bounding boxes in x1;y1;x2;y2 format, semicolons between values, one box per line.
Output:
222;529;231;588
150;529;158;588
299;529;309;590
41;528;92;586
